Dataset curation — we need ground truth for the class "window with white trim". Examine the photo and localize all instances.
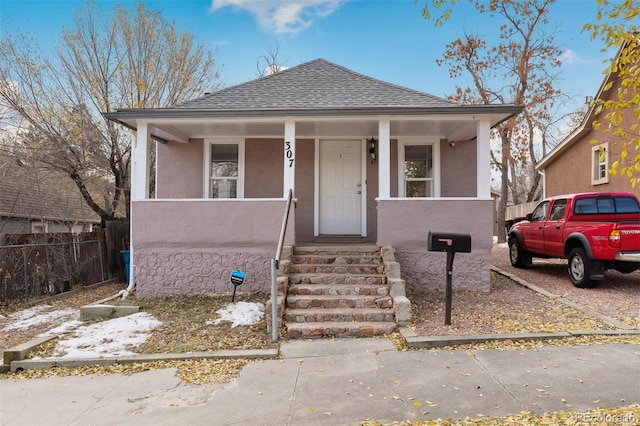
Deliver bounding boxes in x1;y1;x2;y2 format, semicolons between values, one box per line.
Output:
205;140;244;198
399;141;439;197
592;143;609;185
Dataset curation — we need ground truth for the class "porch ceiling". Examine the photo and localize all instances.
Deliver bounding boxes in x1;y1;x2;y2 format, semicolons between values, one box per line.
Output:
147;117;482;143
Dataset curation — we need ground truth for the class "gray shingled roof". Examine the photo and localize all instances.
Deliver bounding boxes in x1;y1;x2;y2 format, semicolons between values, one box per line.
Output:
104;58;521;126
0;154;100;224
174;58;458;110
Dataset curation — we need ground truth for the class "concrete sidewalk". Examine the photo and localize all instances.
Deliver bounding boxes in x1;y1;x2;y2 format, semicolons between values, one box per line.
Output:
1;338;639;425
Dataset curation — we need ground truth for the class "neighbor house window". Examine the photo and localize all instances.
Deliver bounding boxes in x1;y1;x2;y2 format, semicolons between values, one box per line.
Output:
399;140;439;197
205;140;244;198
592;143;609;185
31;221;48;233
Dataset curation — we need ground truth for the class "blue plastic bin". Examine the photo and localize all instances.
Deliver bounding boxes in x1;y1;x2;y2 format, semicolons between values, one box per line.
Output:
120;250;130;284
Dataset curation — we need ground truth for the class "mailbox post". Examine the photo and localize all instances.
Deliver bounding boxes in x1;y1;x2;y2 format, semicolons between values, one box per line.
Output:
427;231;472;325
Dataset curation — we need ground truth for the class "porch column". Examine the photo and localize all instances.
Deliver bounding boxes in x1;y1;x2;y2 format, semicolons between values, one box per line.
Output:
476;119;491;198
127;120;151;294
378;119;391;198
283;120;295;197
132;121;151;200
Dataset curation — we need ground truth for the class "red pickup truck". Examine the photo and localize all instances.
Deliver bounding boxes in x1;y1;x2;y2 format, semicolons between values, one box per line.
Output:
508;192;640;288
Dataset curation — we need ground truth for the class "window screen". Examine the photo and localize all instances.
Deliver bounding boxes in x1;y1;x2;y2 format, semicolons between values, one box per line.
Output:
404;144;434;197
210;144;238;198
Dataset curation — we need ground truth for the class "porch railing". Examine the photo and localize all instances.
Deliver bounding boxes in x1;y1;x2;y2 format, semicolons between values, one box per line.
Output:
270;188;294;342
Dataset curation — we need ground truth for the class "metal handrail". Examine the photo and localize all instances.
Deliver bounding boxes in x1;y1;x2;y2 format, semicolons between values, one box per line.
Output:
270;188;293;342
275;188;294;268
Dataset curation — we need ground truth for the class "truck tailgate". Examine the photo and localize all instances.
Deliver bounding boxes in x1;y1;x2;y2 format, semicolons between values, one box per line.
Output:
620;221;640;251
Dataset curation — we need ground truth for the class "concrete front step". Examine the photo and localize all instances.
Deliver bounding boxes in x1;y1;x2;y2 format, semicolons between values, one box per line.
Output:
288;283;389;296
289;273;386;285
285;244;396;339
285;308;395;323
290;264;384;274
286;321;397;338
293;244;380;254
291;254;382;265
287;294;393;310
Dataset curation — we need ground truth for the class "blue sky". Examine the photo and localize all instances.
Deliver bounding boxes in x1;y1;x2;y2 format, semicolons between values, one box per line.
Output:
0;0;610;107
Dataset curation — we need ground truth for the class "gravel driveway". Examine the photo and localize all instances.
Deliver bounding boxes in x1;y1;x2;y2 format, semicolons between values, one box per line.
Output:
491;243;640;328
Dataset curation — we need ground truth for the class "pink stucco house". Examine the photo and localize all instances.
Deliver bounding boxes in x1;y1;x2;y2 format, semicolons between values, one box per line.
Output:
105;59;520;300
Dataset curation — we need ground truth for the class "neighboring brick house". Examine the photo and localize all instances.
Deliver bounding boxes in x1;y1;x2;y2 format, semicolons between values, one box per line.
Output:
105;58;521;299
536;45;638;196
0;153;100;243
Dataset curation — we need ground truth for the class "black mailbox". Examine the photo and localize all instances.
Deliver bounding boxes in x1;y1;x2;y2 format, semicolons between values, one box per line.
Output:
428;232;472;253
427;231;472;326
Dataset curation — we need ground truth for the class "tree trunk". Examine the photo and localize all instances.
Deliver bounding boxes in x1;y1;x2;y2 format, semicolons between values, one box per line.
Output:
497;133;511;243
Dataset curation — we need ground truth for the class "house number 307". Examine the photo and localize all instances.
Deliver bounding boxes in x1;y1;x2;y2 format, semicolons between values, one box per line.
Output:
285;141;294;167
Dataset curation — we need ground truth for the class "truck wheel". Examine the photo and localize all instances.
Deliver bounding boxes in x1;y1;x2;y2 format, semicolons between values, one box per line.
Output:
568;248;597;288
508;237;528;268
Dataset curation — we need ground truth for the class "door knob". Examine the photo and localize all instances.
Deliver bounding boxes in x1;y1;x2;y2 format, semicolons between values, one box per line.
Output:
357;190;362;194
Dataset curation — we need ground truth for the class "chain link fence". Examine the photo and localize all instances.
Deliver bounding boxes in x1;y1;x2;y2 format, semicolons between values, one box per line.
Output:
0;232;112;302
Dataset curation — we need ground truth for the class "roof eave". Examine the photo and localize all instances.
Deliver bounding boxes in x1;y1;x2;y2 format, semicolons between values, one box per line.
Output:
536;123;592;170
0;213;99;223
105;104;520;119
536;41;628;170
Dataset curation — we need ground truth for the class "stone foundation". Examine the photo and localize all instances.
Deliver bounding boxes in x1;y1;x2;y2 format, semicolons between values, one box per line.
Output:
133;247;273;299
394;249;490;293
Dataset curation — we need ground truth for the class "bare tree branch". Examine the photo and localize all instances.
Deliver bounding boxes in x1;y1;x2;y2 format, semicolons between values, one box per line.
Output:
0;1;221;223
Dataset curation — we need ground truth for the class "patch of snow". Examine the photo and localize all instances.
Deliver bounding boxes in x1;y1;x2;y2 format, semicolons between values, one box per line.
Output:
44;320;84;336
210;302;264;328
49;312;162;359
4;306;77;331
6;305;51;321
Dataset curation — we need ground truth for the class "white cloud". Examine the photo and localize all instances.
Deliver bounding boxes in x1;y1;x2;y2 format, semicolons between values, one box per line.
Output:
211;0;345;35
559;49;579;65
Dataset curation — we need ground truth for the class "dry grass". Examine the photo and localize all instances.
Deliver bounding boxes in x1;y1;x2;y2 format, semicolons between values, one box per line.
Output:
138;292;278;353
1;286;275;384
2;271;633;360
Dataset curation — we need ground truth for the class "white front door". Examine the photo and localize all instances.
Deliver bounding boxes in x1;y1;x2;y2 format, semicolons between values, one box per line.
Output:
319;140;363;235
